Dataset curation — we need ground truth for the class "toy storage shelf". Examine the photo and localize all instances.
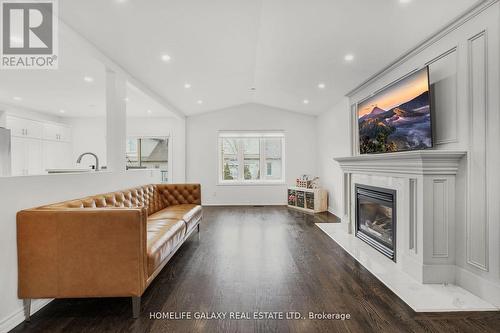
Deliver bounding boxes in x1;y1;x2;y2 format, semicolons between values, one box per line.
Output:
287;186;328;213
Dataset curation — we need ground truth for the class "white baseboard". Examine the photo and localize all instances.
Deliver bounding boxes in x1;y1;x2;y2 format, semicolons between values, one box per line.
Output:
423;264;457;284
0;299;53;333
456;266;500;307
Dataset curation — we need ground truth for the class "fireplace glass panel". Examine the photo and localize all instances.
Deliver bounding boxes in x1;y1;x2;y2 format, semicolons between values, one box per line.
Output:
358;197;393;249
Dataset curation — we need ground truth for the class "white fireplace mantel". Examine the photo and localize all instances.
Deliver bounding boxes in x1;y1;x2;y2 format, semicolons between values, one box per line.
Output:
331;150;473;297
334;150;467;176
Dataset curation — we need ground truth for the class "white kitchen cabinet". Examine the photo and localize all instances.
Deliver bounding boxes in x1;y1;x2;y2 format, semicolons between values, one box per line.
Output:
10;137;26;176
26;139;43;174
6;115;43;139
6;114;73;176
11;137;43;176
42;123;71;142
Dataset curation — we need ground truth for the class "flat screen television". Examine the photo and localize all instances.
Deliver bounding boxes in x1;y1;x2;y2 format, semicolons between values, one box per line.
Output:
358;67;433;154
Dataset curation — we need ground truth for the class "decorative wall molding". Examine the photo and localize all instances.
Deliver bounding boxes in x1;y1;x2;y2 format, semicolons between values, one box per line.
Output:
425;46;458;66
432;179;449;258
346;0;499;97
427;47;459;145
350;104;358;156
466;30;489;271
409;178;417;254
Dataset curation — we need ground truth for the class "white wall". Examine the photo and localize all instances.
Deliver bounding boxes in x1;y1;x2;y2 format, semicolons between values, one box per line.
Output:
186;103;316;205
316;2;500;306
65;117;107;167
316;98;351;216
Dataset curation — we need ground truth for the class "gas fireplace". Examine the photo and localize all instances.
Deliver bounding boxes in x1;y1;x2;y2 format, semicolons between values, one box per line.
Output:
355;184;396;261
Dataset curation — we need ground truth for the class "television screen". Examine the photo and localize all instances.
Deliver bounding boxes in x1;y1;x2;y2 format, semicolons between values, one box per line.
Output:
358;67;433;154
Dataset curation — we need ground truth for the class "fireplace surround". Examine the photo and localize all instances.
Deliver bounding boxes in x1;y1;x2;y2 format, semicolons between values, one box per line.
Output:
355;184;396;261
334;151;467;285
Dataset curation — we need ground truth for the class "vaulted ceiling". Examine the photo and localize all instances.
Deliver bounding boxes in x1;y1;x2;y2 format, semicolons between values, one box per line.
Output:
59;0;478;116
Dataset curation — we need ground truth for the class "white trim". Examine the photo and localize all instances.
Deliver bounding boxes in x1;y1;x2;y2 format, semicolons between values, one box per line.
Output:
0;299;52;333
455;265;500;307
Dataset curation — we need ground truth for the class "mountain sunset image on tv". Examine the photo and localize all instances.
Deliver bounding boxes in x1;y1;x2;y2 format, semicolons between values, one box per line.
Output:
358;67;433;154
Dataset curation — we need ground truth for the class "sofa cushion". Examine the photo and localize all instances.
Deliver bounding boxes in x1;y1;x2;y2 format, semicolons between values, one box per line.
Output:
157;184;201;206
146;218;186;276
148;204;202;232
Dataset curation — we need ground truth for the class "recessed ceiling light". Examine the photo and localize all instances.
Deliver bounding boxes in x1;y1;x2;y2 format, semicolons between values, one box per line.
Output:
318;83;326;89
399;0;412;3
147;109;152;114
344;54;354;62
83;76;94;83
197;100;203;105
13;96;22;101
59;109;66;114
184;83;192;89
161;54;171;62
124;97;130;102
303;99;310;105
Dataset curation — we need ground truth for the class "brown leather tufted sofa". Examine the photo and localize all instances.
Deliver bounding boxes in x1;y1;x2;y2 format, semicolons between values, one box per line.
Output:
16;184;202;319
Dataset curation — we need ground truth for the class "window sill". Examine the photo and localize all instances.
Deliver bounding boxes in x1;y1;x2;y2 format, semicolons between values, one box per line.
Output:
217;181;286;186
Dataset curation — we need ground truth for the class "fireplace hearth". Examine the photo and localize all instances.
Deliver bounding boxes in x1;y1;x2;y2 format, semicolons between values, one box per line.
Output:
355;184;396;261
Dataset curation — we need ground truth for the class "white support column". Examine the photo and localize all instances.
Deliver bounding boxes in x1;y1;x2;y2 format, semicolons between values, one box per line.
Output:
106;70;127;173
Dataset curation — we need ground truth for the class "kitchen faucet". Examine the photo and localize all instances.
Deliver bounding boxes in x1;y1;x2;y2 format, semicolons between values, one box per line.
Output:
76;152;99;171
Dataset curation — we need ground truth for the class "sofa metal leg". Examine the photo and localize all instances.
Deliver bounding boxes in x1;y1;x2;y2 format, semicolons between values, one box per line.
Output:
23;299;31;322
132;296;141;319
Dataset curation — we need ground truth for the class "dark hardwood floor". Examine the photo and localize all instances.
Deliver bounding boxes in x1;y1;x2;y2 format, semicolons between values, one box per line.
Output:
11;206;500;333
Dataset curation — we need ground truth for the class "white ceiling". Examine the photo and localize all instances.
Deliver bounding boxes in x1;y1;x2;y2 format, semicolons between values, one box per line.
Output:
0;37;107;118
58;0;479;116
1;0;479;117
0;35;176;119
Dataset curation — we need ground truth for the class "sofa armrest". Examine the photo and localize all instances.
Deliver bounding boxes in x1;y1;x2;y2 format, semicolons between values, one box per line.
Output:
157;184;201;205
17;207;148;299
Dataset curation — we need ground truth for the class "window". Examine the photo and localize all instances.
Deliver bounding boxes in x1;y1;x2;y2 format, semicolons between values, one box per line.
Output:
219;132;285;184
267;162;272;176
126;137;169;182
